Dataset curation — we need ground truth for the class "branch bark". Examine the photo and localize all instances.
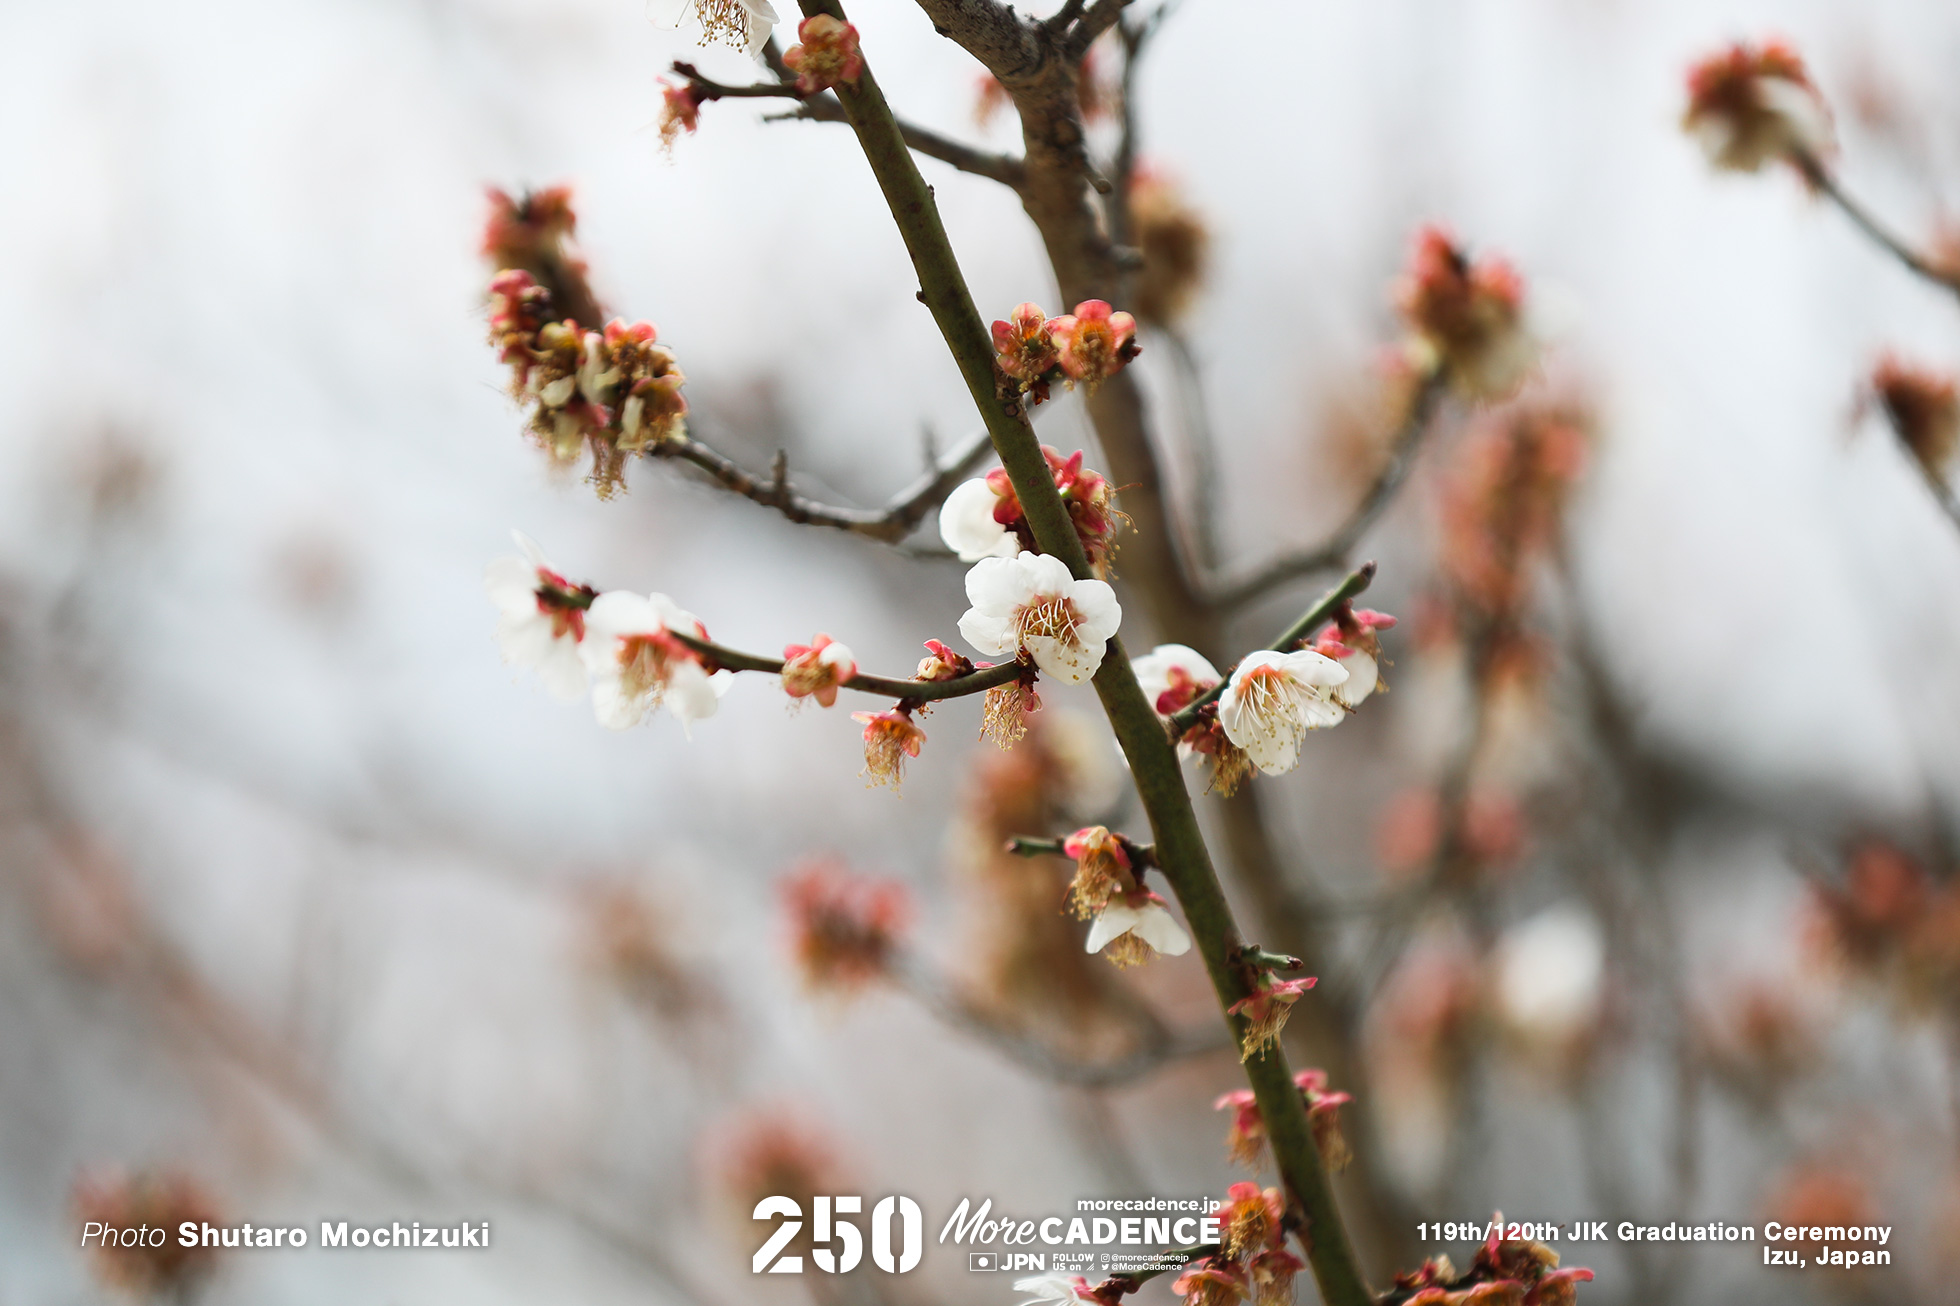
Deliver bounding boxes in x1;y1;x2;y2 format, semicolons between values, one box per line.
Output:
667;629;1026;702
800;7;1374;1301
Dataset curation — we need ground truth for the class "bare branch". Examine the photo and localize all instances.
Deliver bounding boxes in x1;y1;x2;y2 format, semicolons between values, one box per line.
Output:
1206;371;1448;610
1796;150;1960;298
1043;0;1088;38
671;61;805;101
649;426;994;542
1064;0;1133;59
779;94;1027;188
910;0;1043;77
666;628;1027;703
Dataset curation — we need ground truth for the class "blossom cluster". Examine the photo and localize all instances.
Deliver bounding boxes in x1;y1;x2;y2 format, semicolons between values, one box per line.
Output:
1165;1184;1304;1306
1437;403;1588;631
1807;840;1960;1010
487;271;689;496
1214;1067;1353;1171
1061;826;1190;968
1396;227;1536;402
940;445;1124;572
1682;40;1833;175
993;300;1140;405
1130;604;1394;796
1382;1227;1592;1306
485;533;727;730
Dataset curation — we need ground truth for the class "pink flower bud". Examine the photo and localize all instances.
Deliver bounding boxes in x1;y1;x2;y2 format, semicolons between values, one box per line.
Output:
916;638;976;682
781;633;857;708
1047;299;1139;392
1683;40;1832;174
993;302;1061;401
782;15;864;95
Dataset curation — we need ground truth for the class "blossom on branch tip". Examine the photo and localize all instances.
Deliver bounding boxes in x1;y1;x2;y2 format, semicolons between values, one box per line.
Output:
1683;40;1832;174
1310;606;1396;709
780;634;856;708
1218;1182;1284;1257
485;531;598;702
1061;825;1135;919
959;551;1122;685
579;591;728;732
1085;887;1190;968
916;638;976;682
648;0;778;56
1217;649;1349;776
852;708;925;792
1227;974;1317;1061
1294;1068;1354;1172
658;79;704;151
1048;300;1139;393
941;477;1020;562
1132;643;1220;720
1872;353;1959;477
1172;1257;1248;1306
783;16;864;95
1213;1088;1264;1166
1397;228;1536;402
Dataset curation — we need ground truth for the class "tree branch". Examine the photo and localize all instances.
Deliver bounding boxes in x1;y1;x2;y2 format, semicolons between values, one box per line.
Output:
671;62;806;101
777;95;1027;189
1064;0;1132;58
649;427;994;542
801;9;1375;1301
1205;370;1447;610
1167;563;1378;735
666;629;1028;702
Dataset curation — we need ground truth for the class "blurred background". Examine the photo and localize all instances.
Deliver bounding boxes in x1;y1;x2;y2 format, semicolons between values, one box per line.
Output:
4;0;1960;1302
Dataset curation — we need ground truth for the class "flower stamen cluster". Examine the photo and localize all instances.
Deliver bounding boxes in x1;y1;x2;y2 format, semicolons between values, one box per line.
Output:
851;708;926;792
1385;1223;1593;1306
1227;970;1318;1062
1213;1068;1353;1171
780;634;857;708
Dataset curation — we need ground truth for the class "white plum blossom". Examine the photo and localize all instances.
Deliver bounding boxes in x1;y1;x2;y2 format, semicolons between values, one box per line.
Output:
1495;906;1605;1050
938;477;1017;562
1130;643;1220;718
484;531;594;702
578;590;730;733
958;551;1122;684
1217;649;1350;775
1086;891;1191;961
1330;647;1379;710
647;0;779;56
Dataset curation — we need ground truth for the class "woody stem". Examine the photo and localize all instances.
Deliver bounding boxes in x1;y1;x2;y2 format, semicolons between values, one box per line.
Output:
800;6;1373;1304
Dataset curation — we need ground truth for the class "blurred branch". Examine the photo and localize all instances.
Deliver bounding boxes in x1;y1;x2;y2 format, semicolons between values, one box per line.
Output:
1064;0;1133;59
666;629;1027;702
1796;151;1960;298
890;955;1227;1087
650;427;994;543
1204;371;1448;610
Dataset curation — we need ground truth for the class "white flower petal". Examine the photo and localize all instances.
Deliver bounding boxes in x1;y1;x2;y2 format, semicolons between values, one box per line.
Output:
964;554;1035;612
1275;647;1349;688
535;640;591;703
1131;643;1219;717
591;678;648;730
1017;550;1077;597
957;608;1020;658
1025;632;1102;684
1332;650;1378;708
1014;1276;1082;1306
484;555;539;611
940;479;1017;562
818;641;856;672
1084;902;1142;954
1067;578;1122;644
1129;902;1191;956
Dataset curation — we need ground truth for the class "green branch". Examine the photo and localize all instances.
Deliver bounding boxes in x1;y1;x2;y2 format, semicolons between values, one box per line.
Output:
801;7;1373;1303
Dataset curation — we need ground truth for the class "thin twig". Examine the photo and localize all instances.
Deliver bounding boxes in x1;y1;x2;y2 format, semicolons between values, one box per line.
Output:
667;629;1026;703
1166;563;1378;735
777;95;1027;188
1207;371;1448;610
1798;152;1960;297
672;61;805;101
650;427;994;542
1065;0;1134;59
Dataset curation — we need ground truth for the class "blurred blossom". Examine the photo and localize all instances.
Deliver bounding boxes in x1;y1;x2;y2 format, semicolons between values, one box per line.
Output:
1682;40;1834;174
1807;840;1960;1009
1396;228;1537;402
779;860;909;994
1437;401;1589;632
1762;1162;1878;1263
1697;975;1823;1104
1374;786;1526;880
71;1168;223;1301
1129;166;1210;326
707;1110;842;1256
1870;353;1959;479
1492;906;1605;1066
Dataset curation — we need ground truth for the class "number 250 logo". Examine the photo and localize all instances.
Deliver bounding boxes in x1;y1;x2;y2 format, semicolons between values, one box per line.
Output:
752;1196;923;1275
